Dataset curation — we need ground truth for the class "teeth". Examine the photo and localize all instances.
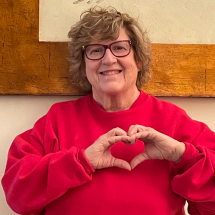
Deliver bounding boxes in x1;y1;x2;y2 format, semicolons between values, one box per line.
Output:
100;70;121;75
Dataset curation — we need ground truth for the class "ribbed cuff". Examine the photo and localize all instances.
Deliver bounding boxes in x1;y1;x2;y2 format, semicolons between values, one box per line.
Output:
172;142;203;174
77;149;95;175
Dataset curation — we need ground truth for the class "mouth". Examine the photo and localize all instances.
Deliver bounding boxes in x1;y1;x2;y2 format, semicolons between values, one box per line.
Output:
99;70;122;75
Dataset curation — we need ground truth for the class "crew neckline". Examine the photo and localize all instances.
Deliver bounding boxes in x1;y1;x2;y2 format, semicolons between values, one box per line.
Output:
88;90;148;115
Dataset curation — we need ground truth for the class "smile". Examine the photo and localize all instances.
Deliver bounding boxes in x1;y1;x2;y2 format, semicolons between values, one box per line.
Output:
100;70;122;75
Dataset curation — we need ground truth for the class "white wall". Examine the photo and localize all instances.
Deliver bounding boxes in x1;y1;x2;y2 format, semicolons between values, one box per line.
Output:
1;96;215;214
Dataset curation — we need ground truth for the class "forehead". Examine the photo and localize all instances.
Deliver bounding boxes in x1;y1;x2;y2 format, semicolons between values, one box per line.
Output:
90;27;130;45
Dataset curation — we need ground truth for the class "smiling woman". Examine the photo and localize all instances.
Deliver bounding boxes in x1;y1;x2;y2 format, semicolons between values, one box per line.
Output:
83;27;141;111
67;7;151;94
2;6;215;215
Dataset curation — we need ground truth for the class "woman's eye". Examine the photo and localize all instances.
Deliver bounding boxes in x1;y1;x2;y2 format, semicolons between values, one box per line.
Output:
113;46;126;51
90;48;103;54
92;49;101;52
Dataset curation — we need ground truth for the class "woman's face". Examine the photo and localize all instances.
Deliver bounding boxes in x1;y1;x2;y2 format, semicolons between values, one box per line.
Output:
84;27;140;97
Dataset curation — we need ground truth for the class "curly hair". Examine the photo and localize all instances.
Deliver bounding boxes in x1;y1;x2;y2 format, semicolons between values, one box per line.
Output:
68;6;152;93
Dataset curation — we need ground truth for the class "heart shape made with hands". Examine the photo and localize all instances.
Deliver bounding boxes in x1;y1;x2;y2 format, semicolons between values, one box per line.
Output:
85;126;145;171
115;125;161;170
85;124;185;171
111;137;145;171
113;125;185;170
112;127;149;171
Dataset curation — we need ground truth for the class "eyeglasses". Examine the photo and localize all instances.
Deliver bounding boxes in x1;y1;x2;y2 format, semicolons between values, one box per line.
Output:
82;40;132;60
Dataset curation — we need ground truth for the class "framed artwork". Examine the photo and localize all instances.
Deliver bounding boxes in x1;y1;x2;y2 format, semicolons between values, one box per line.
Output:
1;0;215;96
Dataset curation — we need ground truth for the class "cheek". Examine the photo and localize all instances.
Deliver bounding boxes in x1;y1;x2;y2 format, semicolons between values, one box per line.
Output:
125;62;139;75
120;52;139;74
85;59;101;73
85;61;101;82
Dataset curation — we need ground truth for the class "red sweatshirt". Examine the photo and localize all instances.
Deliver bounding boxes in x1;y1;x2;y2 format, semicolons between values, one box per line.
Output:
2;91;215;215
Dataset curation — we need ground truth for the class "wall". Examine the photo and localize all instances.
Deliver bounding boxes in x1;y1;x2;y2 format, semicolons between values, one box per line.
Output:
2;1;215;96
1;0;215;214
0;96;75;214
1;96;215;214
40;0;215;44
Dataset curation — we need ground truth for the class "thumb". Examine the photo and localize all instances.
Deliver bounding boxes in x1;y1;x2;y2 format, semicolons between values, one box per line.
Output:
113;158;131;171
130;152;149;169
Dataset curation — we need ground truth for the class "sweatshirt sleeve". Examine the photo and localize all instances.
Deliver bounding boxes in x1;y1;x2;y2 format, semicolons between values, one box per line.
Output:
170;110;215;215
1;112;95;215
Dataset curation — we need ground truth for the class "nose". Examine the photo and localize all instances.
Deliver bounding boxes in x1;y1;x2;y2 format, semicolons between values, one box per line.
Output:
101;48;117;65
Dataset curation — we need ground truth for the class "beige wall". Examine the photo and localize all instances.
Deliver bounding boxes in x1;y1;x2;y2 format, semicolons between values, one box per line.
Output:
1;0;215;214
1;96;215;214
39;0;215;44
0;96;75;214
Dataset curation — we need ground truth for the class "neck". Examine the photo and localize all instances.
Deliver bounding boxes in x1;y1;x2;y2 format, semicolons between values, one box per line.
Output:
92;88;140;112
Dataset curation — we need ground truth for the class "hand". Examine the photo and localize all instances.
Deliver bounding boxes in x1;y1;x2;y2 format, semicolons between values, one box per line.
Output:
125;125;186;169
84;128;131;171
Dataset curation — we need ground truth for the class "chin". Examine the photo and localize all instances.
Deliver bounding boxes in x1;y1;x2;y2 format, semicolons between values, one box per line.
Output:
101;87;126;96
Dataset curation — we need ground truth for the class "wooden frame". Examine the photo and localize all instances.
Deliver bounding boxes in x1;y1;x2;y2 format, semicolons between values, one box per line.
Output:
1;0;215;96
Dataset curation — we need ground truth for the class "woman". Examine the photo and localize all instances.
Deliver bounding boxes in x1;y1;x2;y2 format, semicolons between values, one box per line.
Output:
2;6;215;215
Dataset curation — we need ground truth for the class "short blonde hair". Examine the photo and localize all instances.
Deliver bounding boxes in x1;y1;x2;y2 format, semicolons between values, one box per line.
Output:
68;6;152;93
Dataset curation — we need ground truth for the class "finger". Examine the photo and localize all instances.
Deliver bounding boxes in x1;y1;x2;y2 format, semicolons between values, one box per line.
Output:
126;132;144;144
108;127;127;137
103;135;128;148
130;152;149;169
127;124;145;136
129;127;157;143
127;125;135;134
121;136;132;145
113;158;131;171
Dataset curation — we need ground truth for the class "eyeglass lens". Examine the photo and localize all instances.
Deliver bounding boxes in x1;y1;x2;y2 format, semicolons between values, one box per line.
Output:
85;41;131;60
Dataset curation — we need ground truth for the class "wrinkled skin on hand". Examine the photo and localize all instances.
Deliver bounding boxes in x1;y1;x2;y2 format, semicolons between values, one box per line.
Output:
84;127;131;171
84;125;185;170
124;125;186;169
